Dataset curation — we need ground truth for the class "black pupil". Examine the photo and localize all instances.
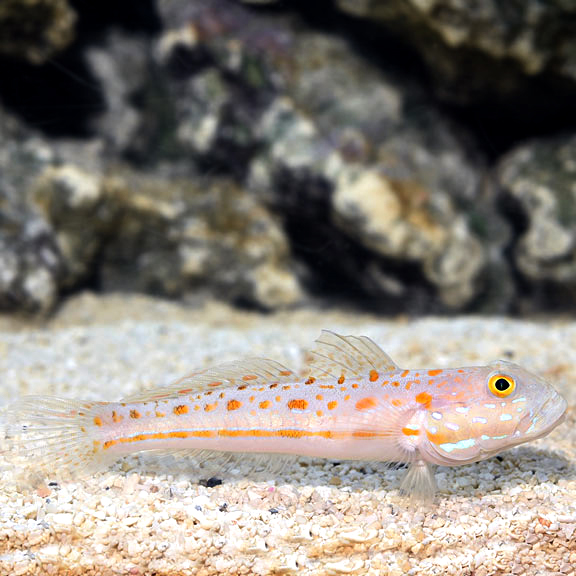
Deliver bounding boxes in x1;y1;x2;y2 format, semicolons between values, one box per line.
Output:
495;378;510;391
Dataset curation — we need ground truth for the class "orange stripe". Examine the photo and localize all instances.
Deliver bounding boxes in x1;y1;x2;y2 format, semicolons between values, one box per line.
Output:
101;427;394;450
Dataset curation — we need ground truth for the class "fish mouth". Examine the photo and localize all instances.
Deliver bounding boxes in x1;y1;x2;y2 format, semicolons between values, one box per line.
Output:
520;393;567;441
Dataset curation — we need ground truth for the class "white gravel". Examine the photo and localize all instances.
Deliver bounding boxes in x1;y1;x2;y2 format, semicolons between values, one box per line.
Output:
0;293;575;576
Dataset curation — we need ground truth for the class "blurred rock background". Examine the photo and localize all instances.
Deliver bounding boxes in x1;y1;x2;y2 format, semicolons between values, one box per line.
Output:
0;0;575;316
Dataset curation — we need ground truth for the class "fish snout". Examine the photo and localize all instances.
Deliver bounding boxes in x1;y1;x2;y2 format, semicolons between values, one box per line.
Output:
521;392;567;440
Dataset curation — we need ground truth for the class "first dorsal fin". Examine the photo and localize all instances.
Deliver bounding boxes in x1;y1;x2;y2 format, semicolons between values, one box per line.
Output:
305;330;399;379
122;358;296;402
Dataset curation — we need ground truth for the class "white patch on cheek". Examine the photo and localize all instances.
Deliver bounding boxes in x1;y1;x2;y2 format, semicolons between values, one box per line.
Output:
445;422;459;431
432;412;442;420
472;416;487;424
439;438;476;453
456;407;469;414
500;414;513;421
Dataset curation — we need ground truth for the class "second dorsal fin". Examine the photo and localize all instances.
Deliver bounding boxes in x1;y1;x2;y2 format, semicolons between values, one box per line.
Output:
121;358;296;402
305;330;399;378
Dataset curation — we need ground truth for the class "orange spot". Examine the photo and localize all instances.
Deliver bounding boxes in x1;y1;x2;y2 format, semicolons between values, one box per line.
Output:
194;405;200;411
178;388;194;394
93;416;103;427
320;385;335;390
369;370;379;382
391;399;403;407
352;383;359;389
219;392;225;399
243;375;258;381
282;385;291;391
405;381;412;391
381;380;389;387
173;404;189;415
428;369;443;377
316;410;324;417
238;385;247;391
208;381;222;387
287;399;308;411
338;375;345;385
155;411;166;418
204;402;218;412
402;427;420;436
259;400;271;409
205;390;214;396
401;370;410;378
280;370;293;376
415;391;432;408
391;381;400;387
227;399;242;411
316;394;323;401
340;387;347;392
249;396;255;402
457;369;465;374
355;397;378;411
344;394;351;401
130;410;141;419
327;401;338;410
305;377;316;385
269;383;279;389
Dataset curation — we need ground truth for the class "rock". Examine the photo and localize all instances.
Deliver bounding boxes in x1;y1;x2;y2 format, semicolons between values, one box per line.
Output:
497;134;576;311
335;0;576;104
0;96;301;314
0;0;76;64
0;108;63;314
98;171;302;310
150;0;510;312
85;32;151;153
32;165;303;311
30;163;118;289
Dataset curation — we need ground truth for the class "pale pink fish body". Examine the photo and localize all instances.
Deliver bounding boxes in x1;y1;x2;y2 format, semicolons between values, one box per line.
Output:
4;331;567;498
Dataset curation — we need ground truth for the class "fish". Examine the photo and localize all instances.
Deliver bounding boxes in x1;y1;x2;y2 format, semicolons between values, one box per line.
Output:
1;330;567;499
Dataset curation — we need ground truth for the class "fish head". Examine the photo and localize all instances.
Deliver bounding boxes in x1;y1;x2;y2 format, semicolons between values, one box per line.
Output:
420;361;567;466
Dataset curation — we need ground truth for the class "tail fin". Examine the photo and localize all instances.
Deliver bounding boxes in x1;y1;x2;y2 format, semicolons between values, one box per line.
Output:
1;396;113;481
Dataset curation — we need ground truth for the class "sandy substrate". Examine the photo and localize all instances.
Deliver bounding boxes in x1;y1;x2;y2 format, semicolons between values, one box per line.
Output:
0;293;575;576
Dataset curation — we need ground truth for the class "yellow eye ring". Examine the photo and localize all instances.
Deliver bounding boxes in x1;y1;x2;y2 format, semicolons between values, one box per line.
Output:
488;374;516;397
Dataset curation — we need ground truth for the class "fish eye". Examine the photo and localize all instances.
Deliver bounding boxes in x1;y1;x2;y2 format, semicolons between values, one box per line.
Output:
488;374;516;397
